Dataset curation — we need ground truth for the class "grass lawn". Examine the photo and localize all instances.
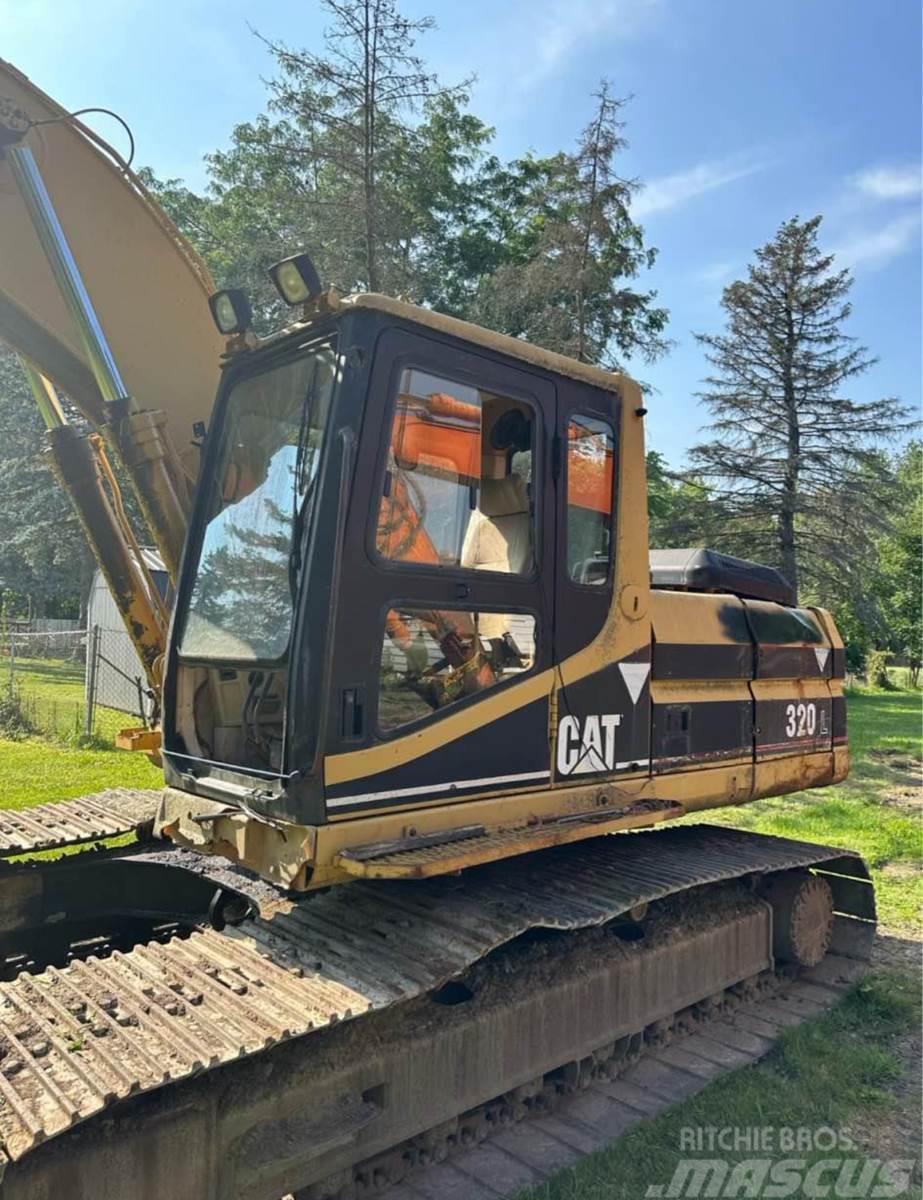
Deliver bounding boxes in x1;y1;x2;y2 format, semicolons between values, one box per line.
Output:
0;736;161;807
0;654;135;742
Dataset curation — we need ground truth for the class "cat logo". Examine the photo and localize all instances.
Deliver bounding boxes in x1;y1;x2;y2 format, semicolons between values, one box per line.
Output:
556;713;622;776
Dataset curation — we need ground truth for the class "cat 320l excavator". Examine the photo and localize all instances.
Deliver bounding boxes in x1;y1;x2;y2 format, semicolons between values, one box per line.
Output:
0;59;874;1200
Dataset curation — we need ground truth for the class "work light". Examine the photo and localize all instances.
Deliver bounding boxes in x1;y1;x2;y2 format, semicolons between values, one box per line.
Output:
269;252;323;306
208;288;253;336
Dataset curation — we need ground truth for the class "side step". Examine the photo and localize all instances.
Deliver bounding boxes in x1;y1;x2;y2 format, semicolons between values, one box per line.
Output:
335;798;684;878
0;789;160;856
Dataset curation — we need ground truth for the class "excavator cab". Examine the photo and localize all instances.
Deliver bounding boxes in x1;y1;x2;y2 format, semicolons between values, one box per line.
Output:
0;63;846;895
162;297;635;886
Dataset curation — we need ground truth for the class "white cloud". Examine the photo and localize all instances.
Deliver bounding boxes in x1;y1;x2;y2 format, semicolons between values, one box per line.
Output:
632;158;764;219
832;211;921;271
695;260;738;287
852;164;922;201
512;0;665;90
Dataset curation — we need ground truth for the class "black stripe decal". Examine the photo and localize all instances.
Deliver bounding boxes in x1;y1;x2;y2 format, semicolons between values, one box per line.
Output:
653;642;751;680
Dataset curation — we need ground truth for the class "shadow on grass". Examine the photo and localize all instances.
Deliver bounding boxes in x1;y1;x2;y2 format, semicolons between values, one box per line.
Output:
2;657;84;685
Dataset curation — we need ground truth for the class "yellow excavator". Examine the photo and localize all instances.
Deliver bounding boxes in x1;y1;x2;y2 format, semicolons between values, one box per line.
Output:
0;59;874;1200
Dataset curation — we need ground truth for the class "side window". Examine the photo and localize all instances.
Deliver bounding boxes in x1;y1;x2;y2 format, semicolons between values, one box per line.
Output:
376;367;535;576
566;414;615;585
379;607;537;733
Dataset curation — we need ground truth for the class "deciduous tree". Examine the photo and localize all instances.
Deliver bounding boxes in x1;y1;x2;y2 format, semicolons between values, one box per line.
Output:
0;352;92;619
878;442;922;684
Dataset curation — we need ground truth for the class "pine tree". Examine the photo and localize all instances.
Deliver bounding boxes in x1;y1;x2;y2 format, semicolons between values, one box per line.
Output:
689;215;915;597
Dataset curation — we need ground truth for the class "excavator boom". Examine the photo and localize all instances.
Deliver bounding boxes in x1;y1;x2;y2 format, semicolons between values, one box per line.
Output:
0;58;222;477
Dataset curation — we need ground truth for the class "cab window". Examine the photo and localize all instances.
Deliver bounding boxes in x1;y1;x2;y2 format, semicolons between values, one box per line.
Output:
376;367;535;576
566;414;615;586
379;606;537;733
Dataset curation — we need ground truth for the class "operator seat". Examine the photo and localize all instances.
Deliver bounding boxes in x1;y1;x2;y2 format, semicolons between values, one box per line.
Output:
461;474;532;641
461;475;532;576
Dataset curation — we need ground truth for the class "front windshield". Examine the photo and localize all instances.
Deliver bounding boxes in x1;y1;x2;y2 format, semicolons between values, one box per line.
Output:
179;343;336;661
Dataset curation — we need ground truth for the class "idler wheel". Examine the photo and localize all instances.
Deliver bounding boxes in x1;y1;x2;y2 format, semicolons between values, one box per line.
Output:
763;870;834;967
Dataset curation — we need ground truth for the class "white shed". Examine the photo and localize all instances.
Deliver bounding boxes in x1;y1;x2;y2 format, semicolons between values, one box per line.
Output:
85;548;169;720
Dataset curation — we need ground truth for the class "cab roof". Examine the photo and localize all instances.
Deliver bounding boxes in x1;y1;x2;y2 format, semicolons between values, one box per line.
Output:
265;291;630;398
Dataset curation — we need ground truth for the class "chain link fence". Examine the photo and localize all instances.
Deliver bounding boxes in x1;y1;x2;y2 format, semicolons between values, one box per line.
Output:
1;623;152;743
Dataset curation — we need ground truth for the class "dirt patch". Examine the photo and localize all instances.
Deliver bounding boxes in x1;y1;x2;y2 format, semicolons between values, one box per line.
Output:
872;926;922;973
852;930;923;1182
866;748;923;811
882;785;923;812
868;748;923;770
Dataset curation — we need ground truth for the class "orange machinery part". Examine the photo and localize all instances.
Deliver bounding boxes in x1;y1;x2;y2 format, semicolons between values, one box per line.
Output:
393;394;615;514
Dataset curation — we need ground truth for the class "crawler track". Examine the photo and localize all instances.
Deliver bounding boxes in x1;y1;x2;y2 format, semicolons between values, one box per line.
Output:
0;824;874;1198
379;951;870;1200
0;789;159;856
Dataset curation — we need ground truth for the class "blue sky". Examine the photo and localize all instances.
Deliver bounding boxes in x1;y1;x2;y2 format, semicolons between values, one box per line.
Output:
6;0;921;464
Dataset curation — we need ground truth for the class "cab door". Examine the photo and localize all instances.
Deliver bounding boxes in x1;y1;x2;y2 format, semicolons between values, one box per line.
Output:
551;379;651;782
322;323;557;818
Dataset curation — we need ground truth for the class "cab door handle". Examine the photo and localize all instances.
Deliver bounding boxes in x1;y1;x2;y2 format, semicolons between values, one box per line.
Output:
342;686;365;739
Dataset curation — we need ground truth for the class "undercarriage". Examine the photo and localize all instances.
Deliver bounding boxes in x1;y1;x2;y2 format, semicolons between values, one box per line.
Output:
0;799;874;1199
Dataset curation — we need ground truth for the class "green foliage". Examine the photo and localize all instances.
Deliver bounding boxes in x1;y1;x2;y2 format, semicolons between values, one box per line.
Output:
876;441;922;682
144;10;667;367
0;678;36;740
646;451;725;548
0;352;93;619
468;83;669;367
866;648;895;689
815;443;922;674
